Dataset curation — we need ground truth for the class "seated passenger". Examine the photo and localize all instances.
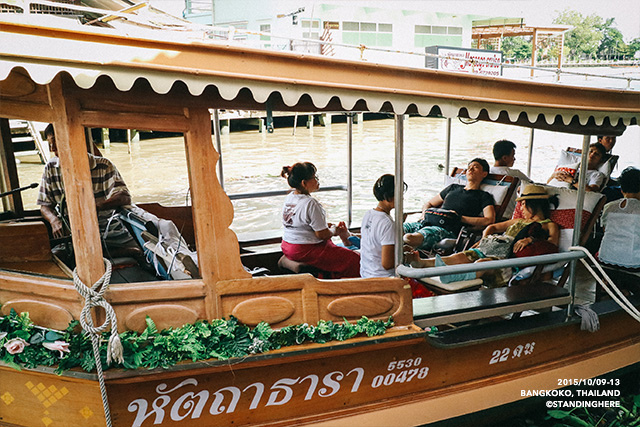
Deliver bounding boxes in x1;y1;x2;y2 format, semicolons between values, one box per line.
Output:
406;184;559;287
547;143;607;192
597;135;622;202
598;167;640;270
490;139;532;219
598;135;617;154
360;174;406;278
37;124;140;260
280;162;360;278
403;158;495;251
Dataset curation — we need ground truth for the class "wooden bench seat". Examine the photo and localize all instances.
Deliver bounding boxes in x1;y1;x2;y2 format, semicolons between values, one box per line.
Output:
412;282;571;327
0;221;71;278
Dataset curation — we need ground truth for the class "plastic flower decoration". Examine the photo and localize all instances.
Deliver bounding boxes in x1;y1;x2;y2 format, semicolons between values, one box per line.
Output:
42;340;70;358
4;338;29;354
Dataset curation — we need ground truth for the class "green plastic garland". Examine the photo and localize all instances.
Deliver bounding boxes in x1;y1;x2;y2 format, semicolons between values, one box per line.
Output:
0;308;393;374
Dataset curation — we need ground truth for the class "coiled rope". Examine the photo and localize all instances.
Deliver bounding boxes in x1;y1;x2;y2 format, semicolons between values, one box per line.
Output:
73;258;123;427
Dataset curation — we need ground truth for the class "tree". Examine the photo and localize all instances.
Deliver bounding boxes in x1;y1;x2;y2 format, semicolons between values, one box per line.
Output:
500;36;532;61
597;18;627;60
629;38;640;58
553;9;603;60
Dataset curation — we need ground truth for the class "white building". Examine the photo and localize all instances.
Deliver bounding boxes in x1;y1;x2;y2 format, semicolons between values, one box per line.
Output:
182;0;489;67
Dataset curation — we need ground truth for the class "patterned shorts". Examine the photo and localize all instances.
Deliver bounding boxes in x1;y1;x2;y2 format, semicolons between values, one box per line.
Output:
403;222;455;251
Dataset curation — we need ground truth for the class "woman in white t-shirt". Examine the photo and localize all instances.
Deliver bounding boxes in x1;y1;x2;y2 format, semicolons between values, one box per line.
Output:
360;174;405;278
280;162;360;278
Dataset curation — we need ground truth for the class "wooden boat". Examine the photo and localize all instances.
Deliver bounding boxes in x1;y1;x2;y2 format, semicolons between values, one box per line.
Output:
1;17;639;427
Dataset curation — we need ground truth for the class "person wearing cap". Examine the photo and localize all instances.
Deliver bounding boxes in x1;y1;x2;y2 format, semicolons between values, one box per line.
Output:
406;184;559;287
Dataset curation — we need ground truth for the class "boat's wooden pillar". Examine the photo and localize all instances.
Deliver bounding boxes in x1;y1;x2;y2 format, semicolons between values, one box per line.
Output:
347;113;353;226
567;134;592;314
444;117;452;177
394;114;405;271
212;109;225;190
527;128;535;177
184;107;249;319
0;118;23;214
48;77;105;285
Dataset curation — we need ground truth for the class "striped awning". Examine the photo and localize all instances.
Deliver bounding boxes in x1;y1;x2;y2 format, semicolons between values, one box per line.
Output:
1;17;639;133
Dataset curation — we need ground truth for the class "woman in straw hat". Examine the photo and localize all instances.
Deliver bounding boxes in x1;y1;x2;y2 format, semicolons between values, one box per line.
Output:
405;184;560;287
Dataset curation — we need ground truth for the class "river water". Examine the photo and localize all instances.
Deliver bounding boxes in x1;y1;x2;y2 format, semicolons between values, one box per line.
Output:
13;116;640;236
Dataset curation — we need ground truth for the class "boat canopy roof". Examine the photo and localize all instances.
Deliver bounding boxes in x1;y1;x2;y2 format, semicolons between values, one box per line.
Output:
1;18;639;135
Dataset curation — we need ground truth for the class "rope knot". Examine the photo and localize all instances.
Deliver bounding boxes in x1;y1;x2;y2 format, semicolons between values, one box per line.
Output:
73;258;123;365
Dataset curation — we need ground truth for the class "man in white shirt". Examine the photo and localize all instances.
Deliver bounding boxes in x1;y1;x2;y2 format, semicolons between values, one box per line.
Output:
489;140;532;219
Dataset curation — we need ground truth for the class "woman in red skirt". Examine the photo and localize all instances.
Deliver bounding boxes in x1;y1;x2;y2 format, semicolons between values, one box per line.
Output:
280;162;360;278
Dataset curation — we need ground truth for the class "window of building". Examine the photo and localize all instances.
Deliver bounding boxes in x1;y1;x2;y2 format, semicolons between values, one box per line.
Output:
414;24;463;48
342;21;393;47
259;23;271;47
302;19;320;39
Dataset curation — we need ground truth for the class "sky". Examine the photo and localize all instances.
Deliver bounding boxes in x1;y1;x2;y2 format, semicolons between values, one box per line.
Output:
149;0;640;41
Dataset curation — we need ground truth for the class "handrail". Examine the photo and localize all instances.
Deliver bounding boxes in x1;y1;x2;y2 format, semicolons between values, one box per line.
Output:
228;185;347;200
396;250;586;279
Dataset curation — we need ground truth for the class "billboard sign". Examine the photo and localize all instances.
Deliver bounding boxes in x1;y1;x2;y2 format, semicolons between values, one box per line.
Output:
425;46;503;76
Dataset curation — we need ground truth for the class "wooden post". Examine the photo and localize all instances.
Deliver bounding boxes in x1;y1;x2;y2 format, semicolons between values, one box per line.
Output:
102;128;110;148
183;107;249;319
531;29;538;78
0;118;22;214
48;77;105;285
557;33;564;72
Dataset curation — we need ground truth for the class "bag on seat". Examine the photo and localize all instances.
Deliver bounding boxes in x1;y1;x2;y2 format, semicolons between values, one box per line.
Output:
476;234;514;259
420;208;460;229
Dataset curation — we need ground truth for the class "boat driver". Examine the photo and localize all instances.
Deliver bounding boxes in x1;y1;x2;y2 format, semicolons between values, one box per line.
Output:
37;124;141;259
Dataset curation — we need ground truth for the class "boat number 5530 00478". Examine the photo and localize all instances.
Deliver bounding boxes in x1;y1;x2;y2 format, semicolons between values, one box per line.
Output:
372;357;429;388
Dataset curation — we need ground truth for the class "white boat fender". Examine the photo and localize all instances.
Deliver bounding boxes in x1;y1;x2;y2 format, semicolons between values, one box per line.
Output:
574;305;600;332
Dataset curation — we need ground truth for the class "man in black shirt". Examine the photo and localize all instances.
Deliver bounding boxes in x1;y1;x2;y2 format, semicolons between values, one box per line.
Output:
403;158;495;251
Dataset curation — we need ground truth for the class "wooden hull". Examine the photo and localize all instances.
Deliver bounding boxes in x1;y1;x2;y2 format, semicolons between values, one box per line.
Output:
2;305;638;427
